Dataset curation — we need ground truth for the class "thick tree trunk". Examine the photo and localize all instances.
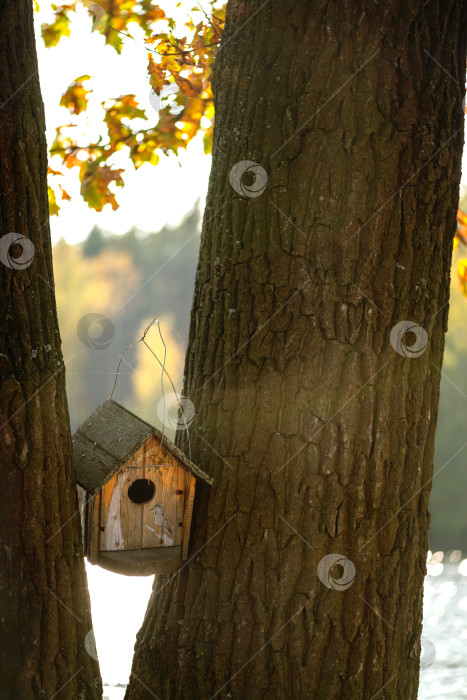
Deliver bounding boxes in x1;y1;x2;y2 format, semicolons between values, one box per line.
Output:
0;2;102;698
127;2;466;698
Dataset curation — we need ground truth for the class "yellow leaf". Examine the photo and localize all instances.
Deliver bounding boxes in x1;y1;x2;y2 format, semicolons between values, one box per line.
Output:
60;76;92;115
48;186;60;216
457;258;467;281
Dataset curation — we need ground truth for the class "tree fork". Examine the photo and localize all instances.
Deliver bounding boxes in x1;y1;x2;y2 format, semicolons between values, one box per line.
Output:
127;1;466;698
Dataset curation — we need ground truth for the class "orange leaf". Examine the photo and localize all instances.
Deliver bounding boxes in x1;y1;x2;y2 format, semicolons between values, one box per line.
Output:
59;184;72;200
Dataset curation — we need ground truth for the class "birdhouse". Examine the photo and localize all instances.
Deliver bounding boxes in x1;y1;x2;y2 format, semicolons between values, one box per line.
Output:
73;399;213;576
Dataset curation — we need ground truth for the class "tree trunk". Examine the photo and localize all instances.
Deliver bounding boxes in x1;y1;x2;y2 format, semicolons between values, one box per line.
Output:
127;2;466;698
0;2;102;698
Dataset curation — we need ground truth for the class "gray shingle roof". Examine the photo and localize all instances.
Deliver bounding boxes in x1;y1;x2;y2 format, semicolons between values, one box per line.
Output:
73;399;213;494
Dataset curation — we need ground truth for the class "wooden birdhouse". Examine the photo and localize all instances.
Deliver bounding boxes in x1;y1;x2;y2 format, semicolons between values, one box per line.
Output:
73;399;213;576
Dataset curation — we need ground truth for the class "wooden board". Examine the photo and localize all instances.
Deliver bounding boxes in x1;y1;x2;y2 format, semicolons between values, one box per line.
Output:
118;437;148;550
141;466;181;548
98;546;182;576
99;470;126;551
120;468;144;550
98;438;186;553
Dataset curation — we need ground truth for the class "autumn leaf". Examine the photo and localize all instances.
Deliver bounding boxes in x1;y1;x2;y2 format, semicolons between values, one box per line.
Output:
60;75;92;115
130;141;160;169
80;162;124;211
203;124;213;154
148;54;167;93
59;184;72;200
104;95;147;152
48;185;60;216
84;0;165;52
41;7;73;48
457;209;467;236
47;165;64;176
455;209;467;252
457;258;467;295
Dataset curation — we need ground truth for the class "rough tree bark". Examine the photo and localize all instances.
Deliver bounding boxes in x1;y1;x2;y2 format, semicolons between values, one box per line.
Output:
127;1;466;698
0;1;102;698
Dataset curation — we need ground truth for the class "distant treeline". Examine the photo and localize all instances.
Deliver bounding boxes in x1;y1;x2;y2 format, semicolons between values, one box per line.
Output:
53;201;467;551
53;206;201;435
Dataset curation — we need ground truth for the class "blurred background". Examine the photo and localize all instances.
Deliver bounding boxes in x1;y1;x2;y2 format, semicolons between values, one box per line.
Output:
33;2;467;698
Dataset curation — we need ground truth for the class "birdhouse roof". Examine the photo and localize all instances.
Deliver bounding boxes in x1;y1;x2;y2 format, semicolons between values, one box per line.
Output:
72;399;213;494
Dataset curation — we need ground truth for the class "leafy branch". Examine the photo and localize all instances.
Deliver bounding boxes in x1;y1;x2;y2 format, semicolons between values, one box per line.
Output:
43;0;224;213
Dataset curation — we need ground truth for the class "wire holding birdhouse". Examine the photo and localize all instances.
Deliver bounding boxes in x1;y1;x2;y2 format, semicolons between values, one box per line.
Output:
109;316;192;460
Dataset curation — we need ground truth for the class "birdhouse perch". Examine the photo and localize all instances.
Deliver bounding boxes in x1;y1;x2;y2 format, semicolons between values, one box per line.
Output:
73;399;213;576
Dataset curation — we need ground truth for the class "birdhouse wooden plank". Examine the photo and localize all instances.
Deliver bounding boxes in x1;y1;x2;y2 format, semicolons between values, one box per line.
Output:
90;494;100;565
73;399;213;576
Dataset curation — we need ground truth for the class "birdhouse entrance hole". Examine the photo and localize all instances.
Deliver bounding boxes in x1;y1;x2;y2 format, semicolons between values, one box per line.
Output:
128;479;155;504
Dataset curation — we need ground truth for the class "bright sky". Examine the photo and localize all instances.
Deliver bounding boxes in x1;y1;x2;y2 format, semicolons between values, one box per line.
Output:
85;562;153;686
32;4;467;693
